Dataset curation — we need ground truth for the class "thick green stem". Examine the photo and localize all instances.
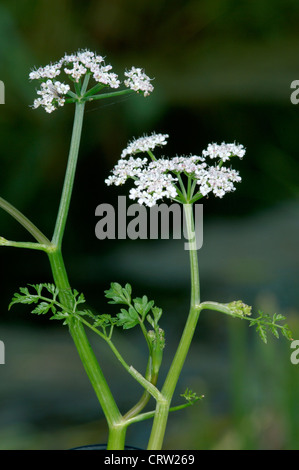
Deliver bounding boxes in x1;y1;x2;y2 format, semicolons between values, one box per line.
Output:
78;315;160;422
47;97;125;448
107;424;128;450
48;249;122;431
147;203;201;450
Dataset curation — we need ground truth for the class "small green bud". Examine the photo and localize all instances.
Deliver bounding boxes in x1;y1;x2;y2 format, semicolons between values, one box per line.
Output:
148;328;165;376
226;300;252;317
147;328;165;350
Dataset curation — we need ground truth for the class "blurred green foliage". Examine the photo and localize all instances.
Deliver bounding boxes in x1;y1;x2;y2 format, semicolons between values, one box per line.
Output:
0;0;299;450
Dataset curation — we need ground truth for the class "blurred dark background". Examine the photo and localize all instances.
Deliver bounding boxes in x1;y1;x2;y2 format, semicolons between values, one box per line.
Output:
0;0;299;450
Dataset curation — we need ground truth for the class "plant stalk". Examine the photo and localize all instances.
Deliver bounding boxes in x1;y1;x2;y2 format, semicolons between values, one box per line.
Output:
147;203;201;450
0;196;51;245
52;101;85;249
48;100;125;448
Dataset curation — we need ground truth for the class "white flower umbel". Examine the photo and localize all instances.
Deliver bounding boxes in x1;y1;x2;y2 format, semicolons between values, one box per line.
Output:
32;80;70;114
105;157;148;186
63;50;121;87
105;156;178;207
29;49;154;113
202;142;246;162
106;134;245;207
29;63;62;80
130;165;178;207
124;67;154;96
121;133;169;158
195;165;242;198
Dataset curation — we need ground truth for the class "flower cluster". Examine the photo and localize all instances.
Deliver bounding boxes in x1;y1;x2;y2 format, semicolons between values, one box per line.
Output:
203;142;246;161
195;165;241;198
121;133;169;158
29;50;120;87
105;157;148;186
32;80;70;114
105;133;245;207
64;50;120;88
29;49;154;113
124;67;154;97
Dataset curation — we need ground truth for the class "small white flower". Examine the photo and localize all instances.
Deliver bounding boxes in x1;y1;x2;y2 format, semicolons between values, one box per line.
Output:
203;142;245;161
124;66;154;96
64;61;88;82
121;133;169;158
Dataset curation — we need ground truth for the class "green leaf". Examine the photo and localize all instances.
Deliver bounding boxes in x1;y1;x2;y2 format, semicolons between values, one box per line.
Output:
133;296;154;321
282;324;293;340
104;282;131;305
9;290;38;309
116;307;140;329
73;290;85;305
147;314;155;329
49;311;70;325
273;313;286;322
31;301;55;315
151;306;163;324
29;283;58;297
76;309;96;319
256;322;268;344
248;310;293;343
8;284;87;323
269;323;279;339
19;287;31;296
104;282;163;334
125;283;132;297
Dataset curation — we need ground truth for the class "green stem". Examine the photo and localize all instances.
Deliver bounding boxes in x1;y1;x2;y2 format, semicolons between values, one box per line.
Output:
147;202;201;450
177;174;188;201
189;192;204;204
78;313;161;422
147;150;157;161
48;249;123;436
0;237;54;252
187;176;192;200
123;358;157;421
126;400;198;427
83;88;134;103
47;96;126;449
83;82;106;98
107;424;127;450
52;101;86;249
78;313;164;428
199;301;233;316
0;196;51;245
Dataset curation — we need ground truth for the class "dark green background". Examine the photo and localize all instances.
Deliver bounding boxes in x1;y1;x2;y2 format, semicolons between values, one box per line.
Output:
0;0;299;450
